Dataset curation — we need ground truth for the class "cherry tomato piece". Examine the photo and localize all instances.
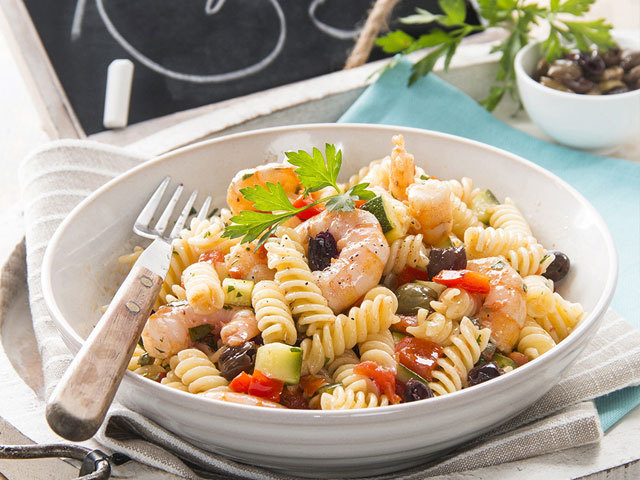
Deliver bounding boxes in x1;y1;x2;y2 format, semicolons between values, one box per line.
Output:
198;249;226;265
394;337;442;381
299;375;329;397
353;361;402;404
390;314;418;335
508;351;529;367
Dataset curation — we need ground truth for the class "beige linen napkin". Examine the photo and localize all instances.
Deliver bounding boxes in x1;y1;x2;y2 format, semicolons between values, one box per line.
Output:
16;140;640;479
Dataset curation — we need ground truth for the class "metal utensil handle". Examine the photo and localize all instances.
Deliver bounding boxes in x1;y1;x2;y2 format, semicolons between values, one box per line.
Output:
46;262;163;442
0;444;111;479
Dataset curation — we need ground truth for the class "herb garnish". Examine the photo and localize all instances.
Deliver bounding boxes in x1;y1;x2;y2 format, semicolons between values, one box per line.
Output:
375;0;615;110
222;144;375;247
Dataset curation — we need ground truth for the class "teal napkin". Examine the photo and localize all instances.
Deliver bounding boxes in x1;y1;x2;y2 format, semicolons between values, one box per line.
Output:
338;58;640;431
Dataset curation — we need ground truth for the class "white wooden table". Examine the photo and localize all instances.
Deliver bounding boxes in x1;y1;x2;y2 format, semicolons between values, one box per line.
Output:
0;2;638;478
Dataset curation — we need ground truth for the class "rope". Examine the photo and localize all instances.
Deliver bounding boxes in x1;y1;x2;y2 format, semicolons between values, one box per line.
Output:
344;0;401;69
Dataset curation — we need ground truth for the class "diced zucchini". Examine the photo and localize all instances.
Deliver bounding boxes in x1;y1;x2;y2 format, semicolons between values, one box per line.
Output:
316;383;342;395
254;343;302;384
222;278;254;307
413;280;447;297
391;331;408;344
361;195;408;243
471;189;499;225
433;233;462;249
396;363;429;386
492;353;518;370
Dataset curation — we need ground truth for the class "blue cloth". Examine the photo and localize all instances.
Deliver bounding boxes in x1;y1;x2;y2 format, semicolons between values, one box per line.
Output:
338;59;640;431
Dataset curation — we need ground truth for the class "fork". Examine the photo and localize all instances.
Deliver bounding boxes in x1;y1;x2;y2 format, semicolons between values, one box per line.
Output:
46;177;212;442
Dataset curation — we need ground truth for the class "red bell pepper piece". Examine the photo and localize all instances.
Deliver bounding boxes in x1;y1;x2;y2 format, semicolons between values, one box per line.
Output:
247;370;285;403
299;374;329;397
394;337;442;381
293;195;324;220
432;269;491;294
229;371;252;393
397;266;429;286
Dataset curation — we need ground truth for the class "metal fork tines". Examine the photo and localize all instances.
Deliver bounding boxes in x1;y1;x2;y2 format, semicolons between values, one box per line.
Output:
133;176;212;241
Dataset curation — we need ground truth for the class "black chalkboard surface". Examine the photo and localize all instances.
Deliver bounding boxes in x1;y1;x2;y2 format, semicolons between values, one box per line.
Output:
24;0;479;135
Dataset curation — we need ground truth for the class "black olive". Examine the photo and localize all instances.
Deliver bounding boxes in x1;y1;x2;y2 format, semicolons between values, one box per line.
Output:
218;341;258;380
578;53;606;79
428;246;467;280
601;47;622;67
308;231;339;271
404;379;434;402
542;251;570;282
563;77;595;94
468;362;502;387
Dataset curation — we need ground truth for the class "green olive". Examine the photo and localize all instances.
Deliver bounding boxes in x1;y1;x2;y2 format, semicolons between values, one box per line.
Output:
395;283;439;316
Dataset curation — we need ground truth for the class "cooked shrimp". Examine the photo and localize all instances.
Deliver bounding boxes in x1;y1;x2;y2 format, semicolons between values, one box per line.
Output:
220;308;260;346
200;390;287;408
389;135;415;200
141;302;249;359
406;179;453;245
467;257;527;353
295;209;390;313
227;163;302;215
225;241;274;282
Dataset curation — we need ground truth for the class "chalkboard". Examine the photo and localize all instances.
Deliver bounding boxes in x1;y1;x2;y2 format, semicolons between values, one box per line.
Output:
24;0;479;135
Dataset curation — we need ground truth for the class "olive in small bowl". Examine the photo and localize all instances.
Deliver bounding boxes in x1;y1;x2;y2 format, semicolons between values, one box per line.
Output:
515;32;640;151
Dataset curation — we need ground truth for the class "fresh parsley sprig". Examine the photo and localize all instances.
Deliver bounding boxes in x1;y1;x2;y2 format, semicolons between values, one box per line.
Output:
221;144;375;247
375;0;615;111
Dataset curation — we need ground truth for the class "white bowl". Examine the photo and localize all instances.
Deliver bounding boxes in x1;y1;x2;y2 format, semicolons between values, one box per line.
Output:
42;124;617;478
515;33;640;151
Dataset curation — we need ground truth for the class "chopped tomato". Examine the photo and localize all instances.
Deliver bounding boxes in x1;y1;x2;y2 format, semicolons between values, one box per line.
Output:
293;195;324;220
198;249;225;265
508;351;529;367
228;268;243;279
395;337;442;381
354;200;368;208
390;314;418;335
397;266;429;286
247;370;284;403
353;361;402;404
229;371;252;393
299;374;329;397
280;385;310;409
432;269;491;294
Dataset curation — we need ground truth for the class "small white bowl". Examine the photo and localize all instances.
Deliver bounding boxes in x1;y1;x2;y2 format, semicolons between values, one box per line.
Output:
41;124;617;478
515;33;640;151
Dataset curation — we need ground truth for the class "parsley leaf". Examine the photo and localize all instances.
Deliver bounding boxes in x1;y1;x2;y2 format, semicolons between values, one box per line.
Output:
285;144;341;193
241;182;296;213
439;0;467;25
325;183;376;212
376;30;415;54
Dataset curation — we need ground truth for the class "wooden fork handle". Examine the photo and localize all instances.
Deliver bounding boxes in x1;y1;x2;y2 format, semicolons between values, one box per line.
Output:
46;264;163;441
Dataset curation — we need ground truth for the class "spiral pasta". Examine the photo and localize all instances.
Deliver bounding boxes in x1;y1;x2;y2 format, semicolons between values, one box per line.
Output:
523;275;555;318
160;370;188;391
265;234;335;335
489;198;532;236
535;293;583;343
428;317;491;396
446;177;474;206
186;217;239;256
252;280;297;345
172;348;228;394
430;288;481;322
182;261;225;314
506;244;555;277
517;319;556;360
406;310;453;345
451;194;483;239
383;234;429;276
358;329;397;370
128;344;147;371
464;226;533;259
320;386;389;410
300;287;398;374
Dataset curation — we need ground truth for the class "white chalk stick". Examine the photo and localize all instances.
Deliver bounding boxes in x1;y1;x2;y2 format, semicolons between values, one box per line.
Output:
103;59;134;129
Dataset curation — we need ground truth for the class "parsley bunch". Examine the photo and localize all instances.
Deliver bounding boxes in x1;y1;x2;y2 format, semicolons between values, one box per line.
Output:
222;144;375;247
376;0;615;110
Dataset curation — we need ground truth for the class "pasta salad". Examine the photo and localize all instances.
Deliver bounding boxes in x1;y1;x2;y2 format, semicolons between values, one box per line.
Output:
122;134;583;409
